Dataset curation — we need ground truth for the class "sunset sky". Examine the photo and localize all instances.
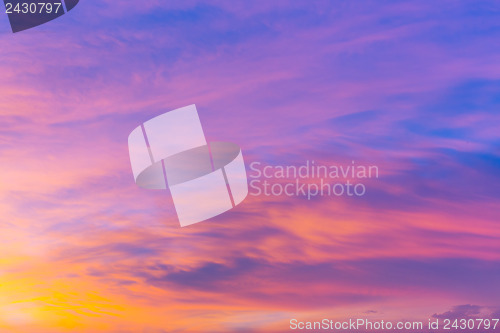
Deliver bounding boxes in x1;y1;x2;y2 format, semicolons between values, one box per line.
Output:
1;1;500;332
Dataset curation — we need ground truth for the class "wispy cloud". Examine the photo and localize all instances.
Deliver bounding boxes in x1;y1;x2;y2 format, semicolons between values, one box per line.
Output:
1;0;500;331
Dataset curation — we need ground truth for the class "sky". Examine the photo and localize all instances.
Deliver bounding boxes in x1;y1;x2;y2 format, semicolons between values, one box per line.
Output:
0;0;500;332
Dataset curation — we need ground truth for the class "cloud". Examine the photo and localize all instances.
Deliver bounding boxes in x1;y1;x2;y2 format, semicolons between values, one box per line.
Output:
1;0;500;332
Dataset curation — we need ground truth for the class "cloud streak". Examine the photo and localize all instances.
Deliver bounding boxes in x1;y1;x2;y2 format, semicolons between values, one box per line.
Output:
0;0;500;332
